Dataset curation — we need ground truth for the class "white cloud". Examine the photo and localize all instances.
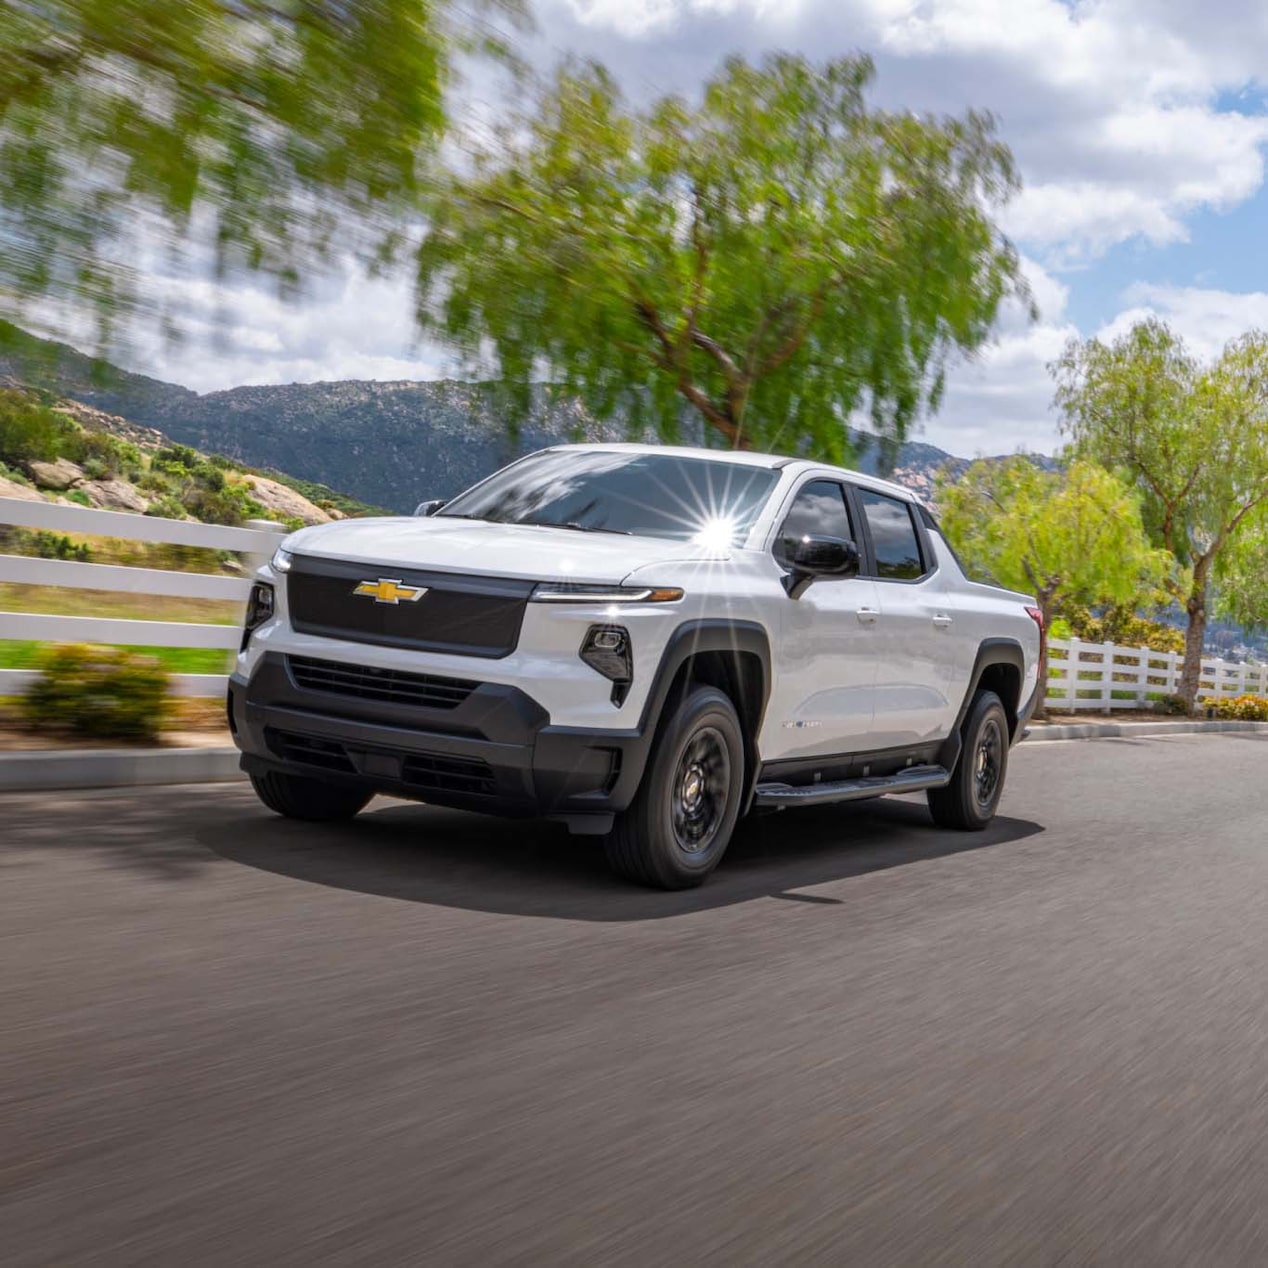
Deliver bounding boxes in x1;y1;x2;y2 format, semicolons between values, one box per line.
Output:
1097;284;1268;361
918;256;1073;455
542;0;1268;261
123;268;456;394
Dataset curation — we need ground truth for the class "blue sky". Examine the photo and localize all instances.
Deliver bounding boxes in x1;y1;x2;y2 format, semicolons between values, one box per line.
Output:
123;0;1268;460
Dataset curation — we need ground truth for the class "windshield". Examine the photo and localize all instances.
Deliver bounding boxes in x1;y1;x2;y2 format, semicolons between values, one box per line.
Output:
438;450;781;545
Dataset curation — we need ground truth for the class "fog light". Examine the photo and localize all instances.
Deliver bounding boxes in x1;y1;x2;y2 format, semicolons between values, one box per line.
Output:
580;624;632;705
241;582;275;651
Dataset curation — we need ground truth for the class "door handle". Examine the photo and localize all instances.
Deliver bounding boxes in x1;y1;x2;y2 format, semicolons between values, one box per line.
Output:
932;613;954;629
856;607;879;625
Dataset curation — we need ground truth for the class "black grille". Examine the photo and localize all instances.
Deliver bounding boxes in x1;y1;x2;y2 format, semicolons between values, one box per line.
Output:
401;752;496;796
288;655;477;710
264;727;496;797
265;729;357;774
286;555;533;658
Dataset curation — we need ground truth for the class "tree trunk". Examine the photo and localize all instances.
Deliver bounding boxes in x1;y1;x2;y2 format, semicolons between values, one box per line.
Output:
1178;564;1211;712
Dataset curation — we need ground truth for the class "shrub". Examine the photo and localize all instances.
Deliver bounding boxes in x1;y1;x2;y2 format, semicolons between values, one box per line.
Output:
1155;694;1190;716
0;528;92;561
65;430;143;480
20;645;171;741
1209;695;1268;721
0;389;78;466
144;493;188;520
66;489;92;507
180;480;263;526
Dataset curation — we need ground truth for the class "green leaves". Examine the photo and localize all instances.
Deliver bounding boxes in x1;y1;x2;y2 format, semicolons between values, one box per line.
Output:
417;53;1028;465
0;0;525;335
937;456;1169;614
1051;319;1268;702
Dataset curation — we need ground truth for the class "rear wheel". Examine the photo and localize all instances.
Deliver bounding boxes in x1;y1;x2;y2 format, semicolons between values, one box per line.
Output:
604;686;744;890
250;770;372;822
927;689;1009;830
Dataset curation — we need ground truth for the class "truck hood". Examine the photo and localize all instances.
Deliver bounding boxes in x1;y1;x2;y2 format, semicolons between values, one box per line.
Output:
284;516;728;583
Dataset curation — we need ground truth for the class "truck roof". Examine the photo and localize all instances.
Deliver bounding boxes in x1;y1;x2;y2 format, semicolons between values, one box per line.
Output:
546;442;920;502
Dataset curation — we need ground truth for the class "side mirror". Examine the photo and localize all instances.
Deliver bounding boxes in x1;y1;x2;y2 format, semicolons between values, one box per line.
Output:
783;535;860;599
414;499;446;517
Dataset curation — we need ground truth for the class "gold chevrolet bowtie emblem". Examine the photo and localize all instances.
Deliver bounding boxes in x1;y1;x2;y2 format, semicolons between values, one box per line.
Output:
353;578;427;605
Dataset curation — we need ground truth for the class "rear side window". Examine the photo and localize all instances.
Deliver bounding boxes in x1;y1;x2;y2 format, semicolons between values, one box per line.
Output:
775;480;853;563
858;490;926;581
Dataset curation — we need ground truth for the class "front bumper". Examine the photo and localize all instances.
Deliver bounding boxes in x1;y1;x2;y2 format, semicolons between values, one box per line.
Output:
229;653;651;832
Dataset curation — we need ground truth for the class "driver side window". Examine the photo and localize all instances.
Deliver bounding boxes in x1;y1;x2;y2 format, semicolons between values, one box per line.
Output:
775;480;853;564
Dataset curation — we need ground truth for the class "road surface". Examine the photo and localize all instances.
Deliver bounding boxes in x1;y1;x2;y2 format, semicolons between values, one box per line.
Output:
4;733;1268;1265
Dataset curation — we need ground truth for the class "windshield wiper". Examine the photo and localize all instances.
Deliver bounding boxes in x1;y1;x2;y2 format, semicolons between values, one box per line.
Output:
529;520;632;535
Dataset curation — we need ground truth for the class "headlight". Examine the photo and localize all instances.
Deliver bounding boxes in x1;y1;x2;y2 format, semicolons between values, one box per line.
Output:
241;582;275;651
531;583;682;603
271;547;293;573
580;624;633;706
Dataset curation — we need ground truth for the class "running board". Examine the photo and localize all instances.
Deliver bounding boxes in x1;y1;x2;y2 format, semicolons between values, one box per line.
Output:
753;764;951;809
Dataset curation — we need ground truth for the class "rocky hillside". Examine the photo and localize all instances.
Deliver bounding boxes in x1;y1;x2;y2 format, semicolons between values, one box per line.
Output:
0;383;381;530
0;323;1054;514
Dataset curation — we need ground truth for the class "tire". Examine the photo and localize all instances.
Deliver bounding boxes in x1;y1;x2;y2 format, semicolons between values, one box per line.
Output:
250;770;372;822
604;685;745;890
927;689;1009;831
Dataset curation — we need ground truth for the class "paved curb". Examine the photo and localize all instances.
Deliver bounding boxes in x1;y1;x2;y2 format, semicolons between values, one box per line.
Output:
1023;720;1268;742
1;721;1265;792
0;746;243;792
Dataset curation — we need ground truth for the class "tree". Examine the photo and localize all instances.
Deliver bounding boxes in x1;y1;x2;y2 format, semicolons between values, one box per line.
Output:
1053;320;1268;709
937;457;1169;718
0;0;524;338
416;54;1030;471
1215;520;1268;635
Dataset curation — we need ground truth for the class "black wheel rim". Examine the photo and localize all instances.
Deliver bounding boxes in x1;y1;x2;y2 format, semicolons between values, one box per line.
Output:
670;726;731;855
974;717;1003;809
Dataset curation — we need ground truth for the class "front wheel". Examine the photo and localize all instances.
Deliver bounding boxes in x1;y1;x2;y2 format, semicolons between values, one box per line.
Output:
250;770;372;822
927;689;1009;831
604;685;745;890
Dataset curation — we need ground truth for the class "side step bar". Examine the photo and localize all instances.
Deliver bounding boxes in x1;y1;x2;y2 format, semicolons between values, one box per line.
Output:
753;764;951;809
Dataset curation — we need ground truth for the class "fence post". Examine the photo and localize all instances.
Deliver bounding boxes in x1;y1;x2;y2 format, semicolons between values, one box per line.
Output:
1064;637;1080;710
1099;641;1114;713
1134;645;1149;705
243;519;286;574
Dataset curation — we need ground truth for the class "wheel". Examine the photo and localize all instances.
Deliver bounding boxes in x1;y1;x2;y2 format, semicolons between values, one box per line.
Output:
927;689;1009;831
604;685;745;890
250;770;372;822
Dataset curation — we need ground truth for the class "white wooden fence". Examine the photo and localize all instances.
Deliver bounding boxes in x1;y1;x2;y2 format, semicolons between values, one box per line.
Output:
1047;636;1268;710
0;495;286;698
4;494;1266;709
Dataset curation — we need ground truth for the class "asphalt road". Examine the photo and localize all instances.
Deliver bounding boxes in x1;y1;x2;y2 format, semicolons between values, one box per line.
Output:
5;733;1268;1265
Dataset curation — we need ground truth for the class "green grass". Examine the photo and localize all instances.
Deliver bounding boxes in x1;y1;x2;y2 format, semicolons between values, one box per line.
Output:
0;641;231;674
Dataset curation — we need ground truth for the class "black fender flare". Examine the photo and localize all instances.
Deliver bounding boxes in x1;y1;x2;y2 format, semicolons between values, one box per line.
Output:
936;638;1026;771
637;618;771;732
537;619;773;817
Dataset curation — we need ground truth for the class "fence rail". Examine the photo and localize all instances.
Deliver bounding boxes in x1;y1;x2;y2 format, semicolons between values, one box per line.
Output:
1047;637;1267;710
4;496;1267;709
1;495;285;699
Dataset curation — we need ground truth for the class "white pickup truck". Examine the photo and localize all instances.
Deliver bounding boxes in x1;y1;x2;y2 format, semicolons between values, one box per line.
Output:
230;444;1043;889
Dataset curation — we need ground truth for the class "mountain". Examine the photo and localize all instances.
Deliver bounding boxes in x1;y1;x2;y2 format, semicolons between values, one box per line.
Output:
0;324;1047;514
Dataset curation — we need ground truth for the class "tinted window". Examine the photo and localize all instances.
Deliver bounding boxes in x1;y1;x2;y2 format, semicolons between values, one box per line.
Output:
776;480;853;562
858;490;925;580
439;451;779;544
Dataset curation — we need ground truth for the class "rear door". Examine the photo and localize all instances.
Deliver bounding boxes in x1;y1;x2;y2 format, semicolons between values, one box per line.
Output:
763;478;881;762
850;486;960;748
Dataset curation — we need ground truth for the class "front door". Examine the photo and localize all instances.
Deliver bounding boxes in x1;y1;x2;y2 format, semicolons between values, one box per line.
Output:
762;479;880;763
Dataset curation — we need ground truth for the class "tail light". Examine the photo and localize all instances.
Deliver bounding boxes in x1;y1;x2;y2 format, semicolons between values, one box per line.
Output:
1024;605;1046;660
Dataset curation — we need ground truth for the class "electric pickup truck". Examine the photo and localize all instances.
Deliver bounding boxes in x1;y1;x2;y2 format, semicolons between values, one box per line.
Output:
229;444;1043;889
